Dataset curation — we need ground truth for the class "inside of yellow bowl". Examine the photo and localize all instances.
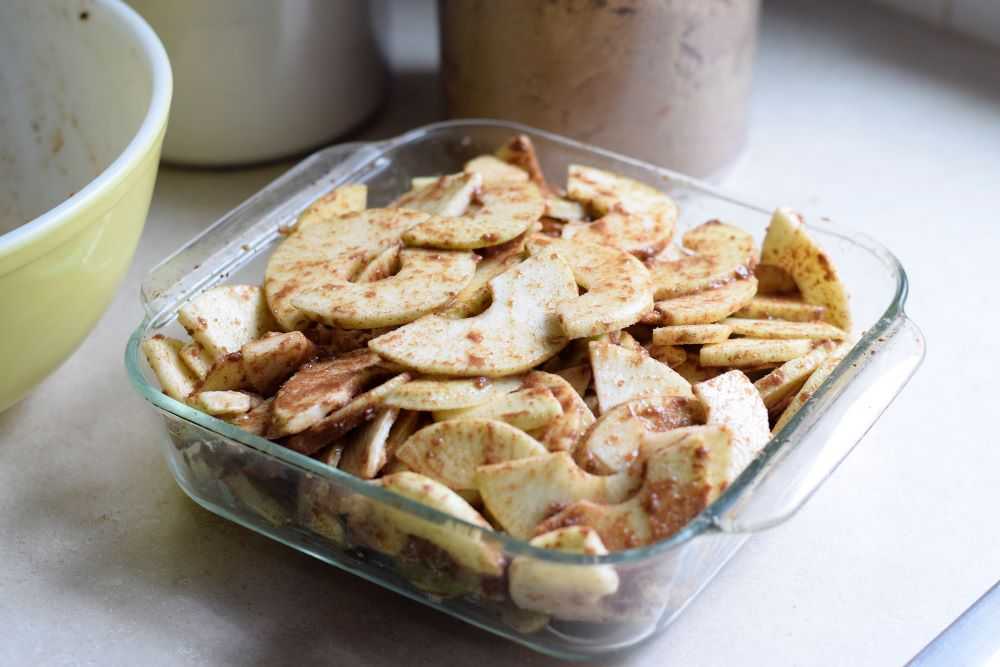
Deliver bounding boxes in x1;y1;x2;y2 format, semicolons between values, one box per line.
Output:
0;1;155;236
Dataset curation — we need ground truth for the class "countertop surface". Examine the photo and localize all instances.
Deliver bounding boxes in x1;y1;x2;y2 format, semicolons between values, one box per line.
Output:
3;1;999;665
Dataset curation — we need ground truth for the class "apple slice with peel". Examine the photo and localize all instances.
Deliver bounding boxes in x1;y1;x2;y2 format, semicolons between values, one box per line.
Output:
346;471;504;577
536;425;734;550
509;526;619;622
369;251;576;377
292;248;478;329
396;419;548;491
527;235;652;339
589;341;693;414
475;451;641;540
693;371;771;480
574;396;705;474
433;387;563;431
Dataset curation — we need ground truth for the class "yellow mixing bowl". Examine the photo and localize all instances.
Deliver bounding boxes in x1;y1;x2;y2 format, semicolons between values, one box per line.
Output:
0;1;172;412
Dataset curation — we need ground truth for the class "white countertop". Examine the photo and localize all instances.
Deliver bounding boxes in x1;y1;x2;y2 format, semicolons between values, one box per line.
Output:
3;1;999;664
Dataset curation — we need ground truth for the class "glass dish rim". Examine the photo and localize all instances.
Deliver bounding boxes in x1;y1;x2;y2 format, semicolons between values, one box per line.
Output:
125;118;910;566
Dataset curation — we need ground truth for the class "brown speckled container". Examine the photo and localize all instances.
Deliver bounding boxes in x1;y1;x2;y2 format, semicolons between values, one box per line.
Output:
440;0;760;177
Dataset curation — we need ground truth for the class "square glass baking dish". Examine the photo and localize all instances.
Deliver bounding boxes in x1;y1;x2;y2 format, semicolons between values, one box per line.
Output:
125;120;925;660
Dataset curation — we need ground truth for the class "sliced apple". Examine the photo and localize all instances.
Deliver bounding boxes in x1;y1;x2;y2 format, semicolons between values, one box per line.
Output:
495;134;549;188
566;165;677;256
402;180;545;250
353;245;401;283
391;172;481;217
755;341;837;409
142;336;198;401
291;248;477;329
268;349;383;437
562;210;671;259
509;526;619;622
265;208;431;331
761;208;851;330
536;425;733;550
227;397;273;436
339;407;400;480
241;331;317;395
699;338;816;368
464;155;529;184
544;196;587;221
196;352;249;392
527;235;652;339
734;295;827;323
682;220;757;266
436;237;526;319
723;318;845;341
292;184;367;234
773;343;850;433
652;323;732;346
178;342;213;381
178;285;278;359
396;419;548;491
522;371;596;453
589;341;693;414
433;387;563;431
643;276;758;326
190;390;257;417
370;251;576;377
286;373;411;455
364;472;505;577
385;376;522;411
575;395;706;474
693;371;770;480
475;451;641;539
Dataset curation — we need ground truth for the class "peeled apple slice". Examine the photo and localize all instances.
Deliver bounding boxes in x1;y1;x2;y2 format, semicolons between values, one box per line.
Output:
402;180;545;250
693;371;770;480
643;277;758;326
265;208;431;331
475;451;641;540
589;341;693;414
536;425;733;550
527;235;652;339
391;172;481;217
761;208;851;331
385;376;522;411
369;251;576;377
509;527;619;622
142;336;198;401
395;419;548;491
433;387;563;431
291;248;477;329
178;285;278;359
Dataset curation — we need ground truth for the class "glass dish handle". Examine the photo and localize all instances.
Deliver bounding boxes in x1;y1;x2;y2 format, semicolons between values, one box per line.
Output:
140;141;379;323
714;314;926;533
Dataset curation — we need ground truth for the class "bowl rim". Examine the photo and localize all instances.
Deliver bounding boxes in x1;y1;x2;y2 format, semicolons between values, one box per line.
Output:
0;0;172;257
